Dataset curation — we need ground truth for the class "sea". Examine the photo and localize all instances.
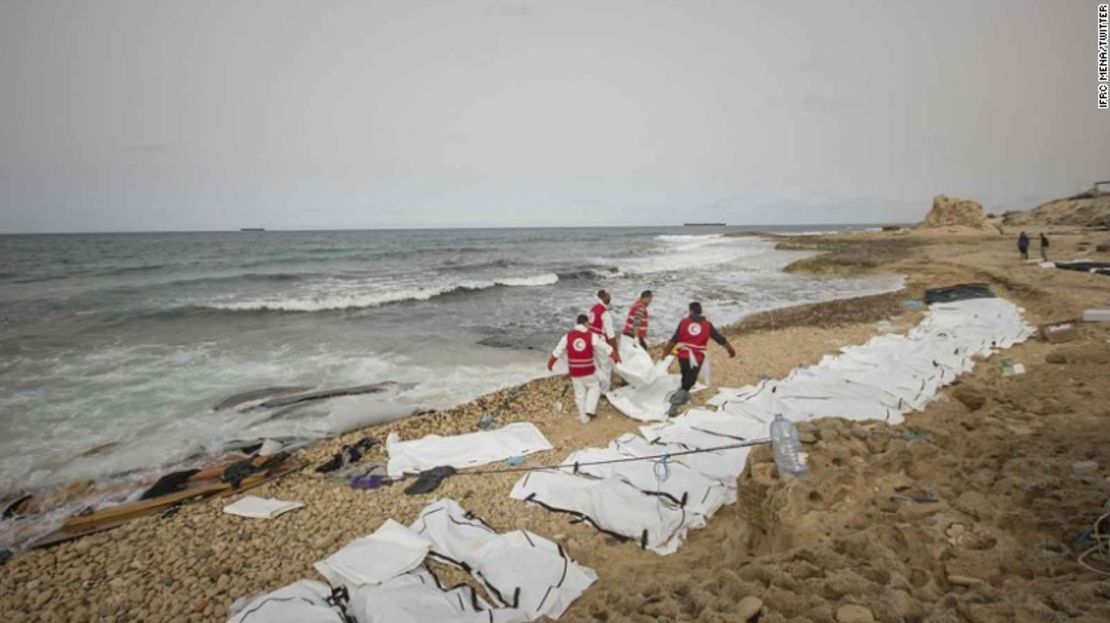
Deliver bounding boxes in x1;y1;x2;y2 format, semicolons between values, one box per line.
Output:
0;225;902;549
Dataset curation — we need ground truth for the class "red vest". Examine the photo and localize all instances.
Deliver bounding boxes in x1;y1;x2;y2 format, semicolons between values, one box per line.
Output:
565;329;596;377
623;301;649;338
676;317;710;362
588;303;607;336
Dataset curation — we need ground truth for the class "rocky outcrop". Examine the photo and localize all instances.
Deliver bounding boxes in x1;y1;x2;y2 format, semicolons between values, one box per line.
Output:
916;195;993;231
1003;192;1110;228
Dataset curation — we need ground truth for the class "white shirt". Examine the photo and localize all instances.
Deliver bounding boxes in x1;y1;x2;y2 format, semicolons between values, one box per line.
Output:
595;298;615;340
551;324;614;360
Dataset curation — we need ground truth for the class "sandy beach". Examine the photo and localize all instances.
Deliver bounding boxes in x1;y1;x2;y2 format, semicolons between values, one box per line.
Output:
2;226;1110;622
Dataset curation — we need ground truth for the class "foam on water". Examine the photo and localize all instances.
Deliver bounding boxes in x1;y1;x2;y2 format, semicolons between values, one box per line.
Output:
205;272;560;312
596;235;775;276
0;226;904;552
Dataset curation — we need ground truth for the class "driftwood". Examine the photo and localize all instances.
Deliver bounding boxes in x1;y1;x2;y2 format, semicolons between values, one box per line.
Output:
32;461;300;549
255;383;394;409
212;386;314;411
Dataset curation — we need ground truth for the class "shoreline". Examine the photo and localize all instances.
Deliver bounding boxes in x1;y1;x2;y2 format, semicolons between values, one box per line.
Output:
3;227;1110;621
0;233;906;546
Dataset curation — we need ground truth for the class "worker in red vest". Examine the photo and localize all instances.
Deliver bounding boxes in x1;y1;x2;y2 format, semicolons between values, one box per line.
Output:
548;313;616;423
662;301;735;415
587;290;620;392
622;290;653;353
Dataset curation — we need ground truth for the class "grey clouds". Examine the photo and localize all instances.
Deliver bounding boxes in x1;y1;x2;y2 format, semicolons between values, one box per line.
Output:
1;0;1108;232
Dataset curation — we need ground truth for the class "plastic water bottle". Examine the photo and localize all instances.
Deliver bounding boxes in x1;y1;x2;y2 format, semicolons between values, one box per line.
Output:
770;414;808;478
1000;357;1015;376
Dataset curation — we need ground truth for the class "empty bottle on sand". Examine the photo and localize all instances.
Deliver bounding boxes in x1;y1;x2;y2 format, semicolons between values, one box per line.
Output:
770;413;808;478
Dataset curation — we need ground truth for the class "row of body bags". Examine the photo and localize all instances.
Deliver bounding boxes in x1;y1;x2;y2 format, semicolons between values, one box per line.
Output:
230;297;1036;620
508;298;1033;556
709;298;1034;425
227;499;596;623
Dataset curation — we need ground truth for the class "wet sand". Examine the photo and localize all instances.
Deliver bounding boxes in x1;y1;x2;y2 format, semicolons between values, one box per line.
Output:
2;227;1110;622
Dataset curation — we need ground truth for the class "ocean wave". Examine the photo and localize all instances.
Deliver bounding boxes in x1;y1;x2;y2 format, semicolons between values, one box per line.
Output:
226;245;492;270
556;265;623;280
205;273;560;312
776;230;839;237
439;258;514;272
96;263;168;277
495;273;559;287
595;237;773;276
159;272;308;288
653;234;723;242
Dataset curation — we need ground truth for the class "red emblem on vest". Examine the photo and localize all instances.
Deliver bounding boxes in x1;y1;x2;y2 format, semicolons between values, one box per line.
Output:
566;329;596;377
677;318;710;362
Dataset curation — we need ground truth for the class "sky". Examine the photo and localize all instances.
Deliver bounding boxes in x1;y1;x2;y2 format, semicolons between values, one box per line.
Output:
1;0;1108;233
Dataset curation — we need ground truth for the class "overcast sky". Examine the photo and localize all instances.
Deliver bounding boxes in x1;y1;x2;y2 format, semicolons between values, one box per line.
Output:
1;0;1107;232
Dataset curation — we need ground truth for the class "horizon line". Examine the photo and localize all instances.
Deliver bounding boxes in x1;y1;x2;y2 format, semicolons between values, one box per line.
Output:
0;221;908;236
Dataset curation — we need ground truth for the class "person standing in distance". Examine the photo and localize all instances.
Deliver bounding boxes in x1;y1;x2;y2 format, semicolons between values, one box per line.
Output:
1017;231;1030;260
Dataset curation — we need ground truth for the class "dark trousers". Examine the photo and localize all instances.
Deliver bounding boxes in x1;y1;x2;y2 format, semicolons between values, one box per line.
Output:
678;357;702;391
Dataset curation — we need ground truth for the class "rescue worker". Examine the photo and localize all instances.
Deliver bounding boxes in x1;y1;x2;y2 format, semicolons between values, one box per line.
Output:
622;290;653;353
587;289;620;392
662;301;736;416
548;314;616;423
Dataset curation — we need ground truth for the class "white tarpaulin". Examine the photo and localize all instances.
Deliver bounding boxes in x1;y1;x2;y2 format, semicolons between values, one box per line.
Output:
223;496;304;519
614;343;672;388
232;499;596;623
387;422;553;477
410;499;597;621
712;298;1034;426
228;580;345;623
348;569;521;623
509;296;1035;560
510;469;699;555
559;447;734;518
606;373;707;422
612;432;750;486
314;520;432;590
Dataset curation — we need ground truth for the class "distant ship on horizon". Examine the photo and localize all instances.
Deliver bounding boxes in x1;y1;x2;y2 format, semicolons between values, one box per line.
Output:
239;227;265;232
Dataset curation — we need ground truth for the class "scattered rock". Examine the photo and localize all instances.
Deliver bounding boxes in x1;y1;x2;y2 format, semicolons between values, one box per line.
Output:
1045;344;1110;365
953;490;995;521
953;386;987;411
947;574;985;587
897;501;944;520
1073;460;1099;475
1004;192;1110;228
889;589;921;619
1097;242;1110;253
836;603;876;623
736;596;763;620
917;195;992;231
